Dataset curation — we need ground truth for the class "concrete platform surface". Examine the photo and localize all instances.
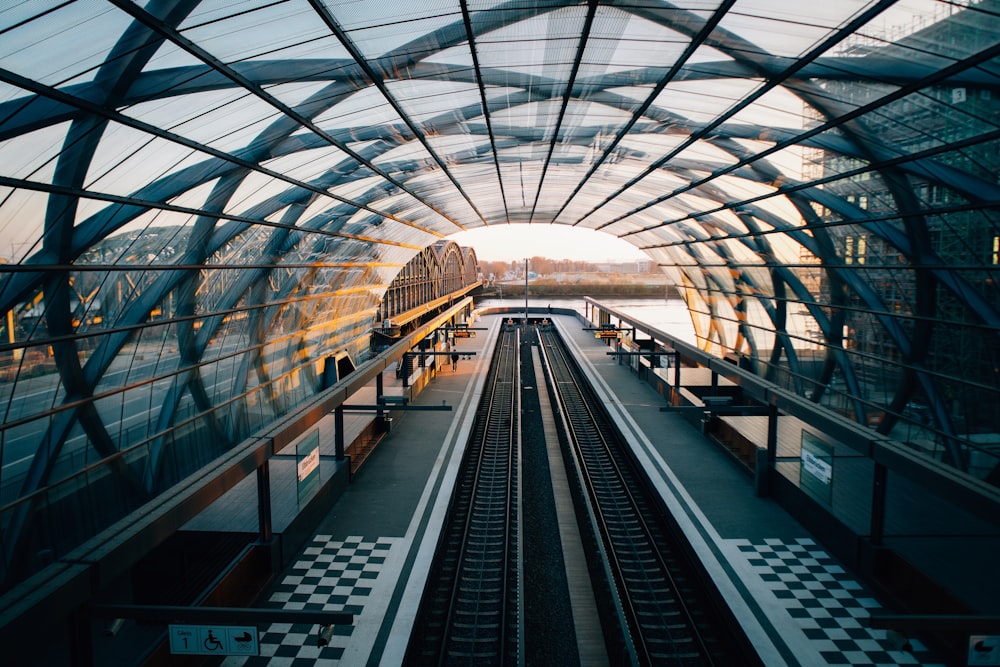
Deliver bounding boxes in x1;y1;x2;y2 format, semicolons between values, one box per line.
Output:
217;313;946;667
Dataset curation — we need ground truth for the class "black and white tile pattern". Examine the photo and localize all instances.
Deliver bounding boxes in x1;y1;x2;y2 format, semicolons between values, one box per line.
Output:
729;537;946;667
222;532;948;666
223;535;401;666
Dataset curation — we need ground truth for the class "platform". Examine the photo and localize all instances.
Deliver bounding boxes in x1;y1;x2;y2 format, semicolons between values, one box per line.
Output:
214;313;947;667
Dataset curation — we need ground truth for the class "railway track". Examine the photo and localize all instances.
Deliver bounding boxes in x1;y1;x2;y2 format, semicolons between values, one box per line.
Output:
407;322;755;666
538;326;746;666
405;327;520;665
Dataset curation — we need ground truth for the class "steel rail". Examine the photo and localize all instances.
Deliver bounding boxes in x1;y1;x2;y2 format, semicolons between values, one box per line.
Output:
539;327;719;666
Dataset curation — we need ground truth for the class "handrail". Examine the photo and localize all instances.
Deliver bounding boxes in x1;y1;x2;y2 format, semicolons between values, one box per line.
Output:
583;297;1000;526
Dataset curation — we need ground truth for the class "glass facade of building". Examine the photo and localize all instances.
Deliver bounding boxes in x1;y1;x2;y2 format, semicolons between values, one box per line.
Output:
0;0;998;589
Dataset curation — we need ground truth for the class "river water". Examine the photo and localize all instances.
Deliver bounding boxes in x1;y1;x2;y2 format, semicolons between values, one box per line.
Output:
475;297;696;346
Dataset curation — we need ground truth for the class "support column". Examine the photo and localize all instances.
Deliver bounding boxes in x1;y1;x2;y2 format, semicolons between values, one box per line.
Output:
870;462;888;546
766;403;778;461
70;606;94;667
672;351;681;404
334;406;345;461
257;462;272;543
524;256;529;328
756;403;778;497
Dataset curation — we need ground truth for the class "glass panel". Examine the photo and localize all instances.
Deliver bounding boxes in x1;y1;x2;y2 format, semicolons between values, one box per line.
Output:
0;4;132;86
715;1;867;59
188;1;343;62
334;1;461;60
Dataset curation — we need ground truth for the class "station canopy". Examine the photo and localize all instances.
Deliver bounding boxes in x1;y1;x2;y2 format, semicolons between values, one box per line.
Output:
0;1;999;585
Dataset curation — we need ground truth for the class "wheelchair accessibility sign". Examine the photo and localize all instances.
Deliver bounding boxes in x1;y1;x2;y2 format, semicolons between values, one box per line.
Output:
169;624;259;656
969;636;1000;666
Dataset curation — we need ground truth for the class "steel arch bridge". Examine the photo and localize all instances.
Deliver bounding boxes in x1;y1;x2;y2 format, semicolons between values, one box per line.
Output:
381;241;480;323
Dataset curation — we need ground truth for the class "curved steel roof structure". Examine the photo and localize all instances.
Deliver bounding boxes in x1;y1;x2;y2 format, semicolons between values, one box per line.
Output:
0;0;998;586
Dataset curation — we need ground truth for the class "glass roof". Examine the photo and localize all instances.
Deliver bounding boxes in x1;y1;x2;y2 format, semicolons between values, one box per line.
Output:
0;0;999;587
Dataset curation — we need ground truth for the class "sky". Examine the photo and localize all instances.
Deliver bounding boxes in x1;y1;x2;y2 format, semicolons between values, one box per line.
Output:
448;224;648;262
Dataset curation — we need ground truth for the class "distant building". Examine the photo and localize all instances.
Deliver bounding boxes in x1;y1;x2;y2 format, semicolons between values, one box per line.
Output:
814;4;1000;439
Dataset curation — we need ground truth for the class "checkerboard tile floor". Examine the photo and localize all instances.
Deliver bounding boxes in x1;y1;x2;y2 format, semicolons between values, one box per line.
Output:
728;538;946;667
222;535;401;666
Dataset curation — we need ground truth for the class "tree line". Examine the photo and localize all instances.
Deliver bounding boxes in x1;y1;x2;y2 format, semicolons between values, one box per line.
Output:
479;256;656;279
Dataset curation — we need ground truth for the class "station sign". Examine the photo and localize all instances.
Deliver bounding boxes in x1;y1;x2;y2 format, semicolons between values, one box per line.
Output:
297;430;320;503
168;624;259;656
800;432;833;506
595;330;619;339
453;330;475;338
